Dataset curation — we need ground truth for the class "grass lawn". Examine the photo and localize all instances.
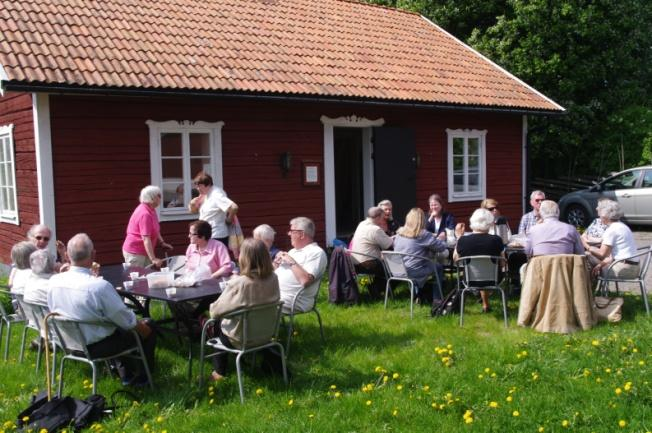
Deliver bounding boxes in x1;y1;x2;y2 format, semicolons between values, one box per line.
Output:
1;280;651;433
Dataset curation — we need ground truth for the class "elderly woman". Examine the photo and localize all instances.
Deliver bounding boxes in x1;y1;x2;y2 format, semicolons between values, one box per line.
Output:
583;199;639;278
582;198;610;246
425;194;456;241
186;220;232;280
188;172;238;247
122;185;172;268
377;199;399;236
253;224;280;260
480;198;512;242
8;241;38;294
394;208;447;302
453;208;505;313
207;238;281;381
23;249;54;306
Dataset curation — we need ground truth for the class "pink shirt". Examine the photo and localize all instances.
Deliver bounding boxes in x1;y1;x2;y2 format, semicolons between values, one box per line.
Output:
122;203;160;255
185;238;232;276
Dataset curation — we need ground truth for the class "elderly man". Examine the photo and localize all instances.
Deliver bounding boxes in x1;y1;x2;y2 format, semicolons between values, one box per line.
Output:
27;224;67;260
350;206;394;298
253;223;280;260
518;190;546;235
524;200;584;256
377;199;399;236
48;233;156;386
274;217;327;313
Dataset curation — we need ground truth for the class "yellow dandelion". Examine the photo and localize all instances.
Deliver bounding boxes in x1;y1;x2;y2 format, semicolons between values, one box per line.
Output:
423;385;430;392
538;427;545;432
22;417;30;422
624;382;632;391
308;414;314;419
39;429;48;433
562;420;569;428
374;366;383;373
605;368;612;373
288;399;294;406
618;420;627;428
506;396;513;402
383;376;389;383
396;385;403;391
143;423;149;430
484;367;491;373
208;397;214;405
334;392;341;398
330;384;337;390
512;410;520;417
464;417;473;424
639;360;645;366
392;409;398;416
447;344;453;349
488;401;499;408
256;388;264;396
478;374;484;379
615;387;622;395
292;331;298;336
366;400;372;406
591;339;600;346
491;372;497;378
463;409;473;419
392;373;400;380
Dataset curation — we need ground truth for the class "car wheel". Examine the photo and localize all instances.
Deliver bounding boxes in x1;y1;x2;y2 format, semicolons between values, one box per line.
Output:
564;205;590;227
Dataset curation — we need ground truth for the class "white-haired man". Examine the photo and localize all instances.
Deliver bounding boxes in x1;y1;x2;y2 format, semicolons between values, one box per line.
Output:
518;190;546;235
253;224;280;260
274;217;327;313
524;200;584;256
27;223;67;266
48;233;156;386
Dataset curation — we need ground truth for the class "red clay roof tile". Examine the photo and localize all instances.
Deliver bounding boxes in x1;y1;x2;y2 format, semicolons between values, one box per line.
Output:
0;0;562;111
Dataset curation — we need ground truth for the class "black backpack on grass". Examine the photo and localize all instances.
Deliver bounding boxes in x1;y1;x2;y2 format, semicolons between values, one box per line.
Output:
17;391;106;432
431;289;460;317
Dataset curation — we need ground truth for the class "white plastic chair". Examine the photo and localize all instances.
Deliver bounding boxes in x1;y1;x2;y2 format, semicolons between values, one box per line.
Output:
47;315;153;396
198;301;288;403
0;287;25;361
597;245;652;315
381;251;443;319
455;255;508;327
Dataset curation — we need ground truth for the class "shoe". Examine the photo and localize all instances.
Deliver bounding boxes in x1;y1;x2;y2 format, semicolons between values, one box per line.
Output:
30;338;41;351
210;371;225;382
121;374;150;387
482;306;492;314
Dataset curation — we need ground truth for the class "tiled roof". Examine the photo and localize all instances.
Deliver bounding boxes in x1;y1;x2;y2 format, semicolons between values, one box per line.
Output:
0;0;563;112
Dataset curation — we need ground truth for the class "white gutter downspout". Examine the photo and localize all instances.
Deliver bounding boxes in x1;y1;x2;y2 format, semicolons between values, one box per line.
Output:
522;115;528;215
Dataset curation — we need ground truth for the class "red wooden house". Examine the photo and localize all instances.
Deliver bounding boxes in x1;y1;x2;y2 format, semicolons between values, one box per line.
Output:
0;0;563;265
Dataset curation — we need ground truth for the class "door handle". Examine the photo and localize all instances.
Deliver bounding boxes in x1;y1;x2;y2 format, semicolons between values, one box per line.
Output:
622;193;631;198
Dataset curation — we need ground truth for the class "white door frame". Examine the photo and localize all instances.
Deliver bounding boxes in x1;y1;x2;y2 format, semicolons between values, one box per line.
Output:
321;115;385;245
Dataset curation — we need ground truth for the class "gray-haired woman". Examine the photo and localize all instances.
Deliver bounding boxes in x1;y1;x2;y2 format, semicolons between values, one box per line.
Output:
583;199;639;278
122;185;173;268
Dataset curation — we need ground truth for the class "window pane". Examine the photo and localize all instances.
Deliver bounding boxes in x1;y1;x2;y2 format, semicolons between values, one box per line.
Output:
190;157;211;178
162;182;185;208
0;137;5;161
468;174;480;191
1;188;8;212
603;170;641;191
452;137;464;155
468;156;479;169
161;133;182;157
7;187;15;211
162;158;183;179
453;174;465;192
642;170;652;188
190;133;210;156
468;138;479;155
453;156;464;171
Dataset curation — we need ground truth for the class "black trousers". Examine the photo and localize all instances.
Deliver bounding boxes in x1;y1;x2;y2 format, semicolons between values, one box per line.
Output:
87;324;156;380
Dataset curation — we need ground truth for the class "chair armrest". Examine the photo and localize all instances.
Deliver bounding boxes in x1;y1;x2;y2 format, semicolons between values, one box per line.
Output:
604;249;650;271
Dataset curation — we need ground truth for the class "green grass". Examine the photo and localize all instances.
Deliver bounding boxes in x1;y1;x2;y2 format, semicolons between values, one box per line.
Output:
0;280;651;433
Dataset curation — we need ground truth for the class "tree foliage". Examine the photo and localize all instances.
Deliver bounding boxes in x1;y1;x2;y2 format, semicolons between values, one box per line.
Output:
364;0;652;177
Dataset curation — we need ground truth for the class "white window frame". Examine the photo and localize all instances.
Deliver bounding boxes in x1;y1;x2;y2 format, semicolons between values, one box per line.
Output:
146;120;224;222
447;128;487;202
0;124;19;224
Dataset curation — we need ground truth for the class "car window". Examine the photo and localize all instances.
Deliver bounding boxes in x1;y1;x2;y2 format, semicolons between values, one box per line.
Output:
602;170;642;191
641;170;652;188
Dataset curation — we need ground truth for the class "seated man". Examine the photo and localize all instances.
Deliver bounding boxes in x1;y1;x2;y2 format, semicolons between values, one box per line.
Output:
521;200;585;282
27;224;67;270
274;217;327;313
253;223;280;260
48;233;156;386
350;207;394;297
509;190;546;289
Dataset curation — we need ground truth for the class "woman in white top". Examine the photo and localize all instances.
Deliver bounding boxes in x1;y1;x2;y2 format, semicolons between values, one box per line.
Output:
188;172;238;248
8;241;37;295
583;199;639;278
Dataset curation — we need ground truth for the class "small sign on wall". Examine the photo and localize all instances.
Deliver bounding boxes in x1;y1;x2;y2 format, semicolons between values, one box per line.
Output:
302;161;321;186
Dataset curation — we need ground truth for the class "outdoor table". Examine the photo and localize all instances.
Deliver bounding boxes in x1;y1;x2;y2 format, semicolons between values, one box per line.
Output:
100;264;224;380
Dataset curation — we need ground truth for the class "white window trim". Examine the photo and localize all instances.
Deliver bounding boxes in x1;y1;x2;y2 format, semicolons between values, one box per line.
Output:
0;123;19;224
146;120;225;222
447;128;487;203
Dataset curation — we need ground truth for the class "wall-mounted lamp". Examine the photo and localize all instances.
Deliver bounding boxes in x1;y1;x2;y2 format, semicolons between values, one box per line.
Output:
280;151;292;176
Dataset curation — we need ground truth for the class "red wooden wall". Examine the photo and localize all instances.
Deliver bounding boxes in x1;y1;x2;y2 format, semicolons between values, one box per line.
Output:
5;93;524;265
0;91;38;264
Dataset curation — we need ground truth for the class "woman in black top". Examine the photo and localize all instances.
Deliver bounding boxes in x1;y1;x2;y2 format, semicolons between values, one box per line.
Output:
454;208;505;312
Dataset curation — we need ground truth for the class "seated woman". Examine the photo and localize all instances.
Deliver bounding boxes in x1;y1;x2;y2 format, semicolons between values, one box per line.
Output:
207;238;282;381
453;208;505;313
394;208;447;302
8;241;38;294
186;220;232;280
581;198;609;247
583;199;639;278
480;198;512;243
425;194;455;241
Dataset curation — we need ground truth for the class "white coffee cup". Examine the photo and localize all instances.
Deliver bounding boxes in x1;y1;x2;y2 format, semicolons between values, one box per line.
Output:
161;267;170;273
129;271;139;280
165;287;176;297
123;281;134;291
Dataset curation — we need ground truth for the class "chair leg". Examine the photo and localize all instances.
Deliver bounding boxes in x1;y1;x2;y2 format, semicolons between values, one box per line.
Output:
500;290;509;327
35;337;43;372
19;325;28;362
384;280;391;309
4;322;12;361
313;308;325;344
275;343;289;385
459;290;466;326
409;282;414;319
57;357;67;398
198;342;206;389
235;352;245;404
640;281;650;315
285;315;295;358
51;345;57;386
91;362;98;395
0;320;4;360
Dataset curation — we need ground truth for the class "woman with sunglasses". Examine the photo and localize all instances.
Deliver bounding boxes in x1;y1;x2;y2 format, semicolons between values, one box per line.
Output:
480;198;512;243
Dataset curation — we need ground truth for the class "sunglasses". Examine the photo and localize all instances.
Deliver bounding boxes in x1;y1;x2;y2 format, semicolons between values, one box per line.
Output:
35;236;50;241
534;199;544;203
486;207;497;211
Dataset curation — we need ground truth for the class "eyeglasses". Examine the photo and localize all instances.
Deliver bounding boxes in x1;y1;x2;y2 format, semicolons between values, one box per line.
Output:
288;229;304;235
35;236;50;241
188;232;199;237
534;199;544;203
486;207;497;211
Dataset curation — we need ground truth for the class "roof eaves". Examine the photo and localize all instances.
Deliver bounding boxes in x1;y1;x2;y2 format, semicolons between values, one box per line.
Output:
0;80;565;116
420;15;565;113
0;64;8;96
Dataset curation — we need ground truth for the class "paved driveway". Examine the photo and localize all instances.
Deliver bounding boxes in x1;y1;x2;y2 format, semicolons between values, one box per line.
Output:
622;229;652;293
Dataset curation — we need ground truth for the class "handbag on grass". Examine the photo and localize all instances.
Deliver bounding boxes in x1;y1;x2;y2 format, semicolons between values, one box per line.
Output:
594;296;624;323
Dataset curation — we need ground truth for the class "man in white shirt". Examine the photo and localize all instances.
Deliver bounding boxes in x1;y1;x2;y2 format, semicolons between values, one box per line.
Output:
274;217;327;313
24;249;54;306
350;207;394;297
48;233;156;385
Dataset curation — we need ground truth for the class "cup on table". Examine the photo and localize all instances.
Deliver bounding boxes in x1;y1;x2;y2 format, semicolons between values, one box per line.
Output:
122;263;130;271
165;287;176;297
161;267;170;273
123;281;134;291
129;271;139;281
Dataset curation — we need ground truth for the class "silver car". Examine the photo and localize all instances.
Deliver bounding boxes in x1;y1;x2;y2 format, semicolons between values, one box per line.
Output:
559;166;652;227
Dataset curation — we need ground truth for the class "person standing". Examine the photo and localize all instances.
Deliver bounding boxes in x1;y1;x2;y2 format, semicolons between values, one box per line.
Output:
189;172;238;248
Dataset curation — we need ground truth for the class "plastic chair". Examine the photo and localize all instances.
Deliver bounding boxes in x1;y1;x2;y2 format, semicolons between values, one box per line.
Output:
47;315;153;396
596;245;652;315
198;301;288;403
283;277;325;358
345;249;388;288
455;255;508;327
0;286;25;361
14;295;44;368
381;251;443;319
